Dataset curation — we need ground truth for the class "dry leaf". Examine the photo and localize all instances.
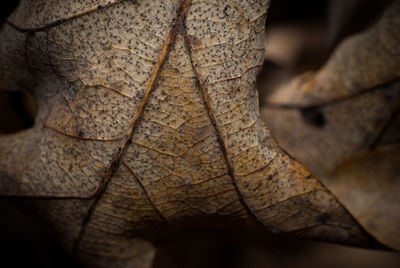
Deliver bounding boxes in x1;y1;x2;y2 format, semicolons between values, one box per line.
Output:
263;1;400;250
0;0;379;267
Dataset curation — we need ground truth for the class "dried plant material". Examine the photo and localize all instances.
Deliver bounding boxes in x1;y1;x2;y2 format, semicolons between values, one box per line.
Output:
0;0;378;267
330;146;400;250
263;1;400;250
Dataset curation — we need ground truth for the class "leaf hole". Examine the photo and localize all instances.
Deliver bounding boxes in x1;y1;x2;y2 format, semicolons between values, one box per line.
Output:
300;107;326;127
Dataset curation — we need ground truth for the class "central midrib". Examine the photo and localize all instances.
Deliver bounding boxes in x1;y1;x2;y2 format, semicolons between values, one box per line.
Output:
72;0;191;254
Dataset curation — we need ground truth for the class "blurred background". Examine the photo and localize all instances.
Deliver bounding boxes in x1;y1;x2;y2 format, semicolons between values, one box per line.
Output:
1;0;400;267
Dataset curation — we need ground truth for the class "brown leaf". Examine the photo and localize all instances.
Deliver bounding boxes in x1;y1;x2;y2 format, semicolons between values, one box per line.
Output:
330;146;400;250
0;0;377;267
262;1;400;250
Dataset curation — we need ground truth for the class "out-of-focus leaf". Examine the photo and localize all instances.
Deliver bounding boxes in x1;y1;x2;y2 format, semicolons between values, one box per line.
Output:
330;146;400;250
262;1;400;250
326;0;393;51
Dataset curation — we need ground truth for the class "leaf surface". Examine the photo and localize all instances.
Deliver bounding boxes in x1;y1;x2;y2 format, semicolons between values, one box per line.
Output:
0;0;377;266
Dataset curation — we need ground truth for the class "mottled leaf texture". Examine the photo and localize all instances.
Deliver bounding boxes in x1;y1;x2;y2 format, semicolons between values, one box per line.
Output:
0;0;377;267
263;1;400;250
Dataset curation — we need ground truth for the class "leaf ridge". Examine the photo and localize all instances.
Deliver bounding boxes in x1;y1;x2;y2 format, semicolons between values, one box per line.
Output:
72;0;188;254
181;18;265;228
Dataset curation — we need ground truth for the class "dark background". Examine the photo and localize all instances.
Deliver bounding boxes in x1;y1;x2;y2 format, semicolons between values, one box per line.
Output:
1;0;400;267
